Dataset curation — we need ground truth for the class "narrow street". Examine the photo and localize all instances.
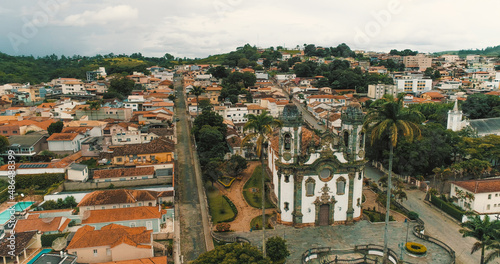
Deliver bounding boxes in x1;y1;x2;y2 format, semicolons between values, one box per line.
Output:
364;165;480;264
174;76;213;262
279;87;326;132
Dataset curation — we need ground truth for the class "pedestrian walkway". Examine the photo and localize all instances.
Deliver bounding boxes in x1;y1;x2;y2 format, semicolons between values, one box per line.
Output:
225;221;452;263
215;161;276;232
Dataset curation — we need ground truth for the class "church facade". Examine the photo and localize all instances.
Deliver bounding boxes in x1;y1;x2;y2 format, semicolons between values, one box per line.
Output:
267;102;366;227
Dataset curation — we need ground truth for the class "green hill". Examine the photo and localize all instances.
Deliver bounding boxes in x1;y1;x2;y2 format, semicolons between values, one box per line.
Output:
434;45;500;57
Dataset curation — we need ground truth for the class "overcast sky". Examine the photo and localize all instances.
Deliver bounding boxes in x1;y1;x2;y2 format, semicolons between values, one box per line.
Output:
1;0;499;58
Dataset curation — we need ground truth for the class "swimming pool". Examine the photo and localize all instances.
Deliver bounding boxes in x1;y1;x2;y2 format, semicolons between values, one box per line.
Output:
27;249;52;264
0;201;34;225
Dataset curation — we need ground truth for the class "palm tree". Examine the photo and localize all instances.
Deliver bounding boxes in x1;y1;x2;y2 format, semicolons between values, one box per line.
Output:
432;166;453;194
363;93;423;263
485;239;500;264
190;86;204;117
460;215;500;264
242;110;282;257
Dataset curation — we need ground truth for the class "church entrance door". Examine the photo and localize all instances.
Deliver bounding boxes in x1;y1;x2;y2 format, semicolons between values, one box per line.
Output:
319;204;330;226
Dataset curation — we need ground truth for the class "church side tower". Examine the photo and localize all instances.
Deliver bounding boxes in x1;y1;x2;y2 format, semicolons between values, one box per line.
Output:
447;100;463;131
279;102;302;164
340;102;365;162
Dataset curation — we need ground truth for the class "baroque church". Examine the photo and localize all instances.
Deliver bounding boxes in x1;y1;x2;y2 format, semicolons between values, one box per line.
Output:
267;101;366;227
447;100;500;136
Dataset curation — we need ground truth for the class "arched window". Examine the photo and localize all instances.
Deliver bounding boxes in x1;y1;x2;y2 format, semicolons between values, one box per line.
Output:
284;202;289;211
305;178;315;196
359;132;365;149
336;177;346;195
343;131;349;147
284;133;291;150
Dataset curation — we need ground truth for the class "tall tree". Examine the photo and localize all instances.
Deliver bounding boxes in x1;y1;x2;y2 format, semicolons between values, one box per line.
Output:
363;93;423;263
47;121;64;135
265;236;290;263
190;86;204;117
460;215;500;264
193;243;270;264
242;111;282;257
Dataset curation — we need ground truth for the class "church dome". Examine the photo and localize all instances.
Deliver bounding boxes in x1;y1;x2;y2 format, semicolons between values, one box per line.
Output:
282;102;300;118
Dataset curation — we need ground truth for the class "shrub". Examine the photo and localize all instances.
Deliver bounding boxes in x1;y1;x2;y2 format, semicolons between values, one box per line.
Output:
430;195;464;221
16;174;64;189
408;211;419;220
218;195;238;223
405;242;427;255
216;223;231;232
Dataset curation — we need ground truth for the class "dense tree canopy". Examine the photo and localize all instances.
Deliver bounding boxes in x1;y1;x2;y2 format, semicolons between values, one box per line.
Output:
47;121;64;135
462;94;500;119
193;243;271;264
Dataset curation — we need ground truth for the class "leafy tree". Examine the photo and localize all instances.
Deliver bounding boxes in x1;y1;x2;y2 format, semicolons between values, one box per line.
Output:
0;135;9;154
109;77;135;97
424;67;434;77
203;159;223;186
47;121;64;135
192;109;227;140
459;159;491;179
198;99;213;112
265;236;290;262
433;70;442;80
278;61;289;72
263;59;271;69
242;111;282;257
462;94;500;119
207;66;229;79
238;58;250;68
460;215;500;264
225;155;248;177
363;93;423;262
193;243;271;264
190;86;205;116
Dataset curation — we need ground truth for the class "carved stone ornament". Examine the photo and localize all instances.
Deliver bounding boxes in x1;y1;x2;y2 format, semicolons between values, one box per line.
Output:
314;183;338;205
358;150;365;158
283;152;292;161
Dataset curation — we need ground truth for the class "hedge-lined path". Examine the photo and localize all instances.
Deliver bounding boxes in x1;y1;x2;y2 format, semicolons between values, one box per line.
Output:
215;161;276;232
362;187;407;222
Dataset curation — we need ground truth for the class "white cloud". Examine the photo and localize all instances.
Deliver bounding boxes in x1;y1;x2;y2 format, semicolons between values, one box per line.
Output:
59;5;138;26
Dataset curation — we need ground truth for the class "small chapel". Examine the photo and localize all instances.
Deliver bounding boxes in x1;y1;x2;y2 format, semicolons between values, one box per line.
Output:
267;101;366;227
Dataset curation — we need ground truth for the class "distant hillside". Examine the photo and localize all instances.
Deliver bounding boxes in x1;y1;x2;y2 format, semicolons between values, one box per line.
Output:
434;45;500;57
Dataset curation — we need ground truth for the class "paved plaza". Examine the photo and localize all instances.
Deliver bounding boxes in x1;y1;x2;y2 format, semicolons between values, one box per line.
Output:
224;220;453;263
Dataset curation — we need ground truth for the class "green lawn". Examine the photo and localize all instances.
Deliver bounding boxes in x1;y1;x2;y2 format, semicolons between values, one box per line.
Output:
250;214;273;230
243;165;274;209
206;184;235;224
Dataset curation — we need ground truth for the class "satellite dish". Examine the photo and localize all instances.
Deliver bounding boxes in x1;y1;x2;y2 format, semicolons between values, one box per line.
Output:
42;217;55;223
52;237;67;251
81;210;91;221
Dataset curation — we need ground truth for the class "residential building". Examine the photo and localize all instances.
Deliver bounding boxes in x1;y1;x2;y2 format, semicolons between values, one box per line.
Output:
82;206;166;233
81;136;111;157
5;133;47;157
403;54;432;71
67;163;89;182
13;216;70;234
0;231;41;264
447;100;500;135
421;92;445;102
66;224;153;263
111;137;175;166
98;256;167;264
396;78;432;94
367;84;398;99
75;107;133;121
93;167;155;183
451;178;500;222
77;189;173;217
47;133;85;153
61;80;86;95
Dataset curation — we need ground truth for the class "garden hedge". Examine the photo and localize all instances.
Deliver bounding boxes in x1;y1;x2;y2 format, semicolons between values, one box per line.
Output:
15;173;64;189
406;242;427;255
430;195;464;221
218;195;238;223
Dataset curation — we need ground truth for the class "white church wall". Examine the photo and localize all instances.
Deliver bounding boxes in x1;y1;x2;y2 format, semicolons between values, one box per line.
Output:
280;174;295;222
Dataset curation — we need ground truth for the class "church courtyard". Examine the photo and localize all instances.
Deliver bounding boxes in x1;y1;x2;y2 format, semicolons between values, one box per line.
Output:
224;221;453;263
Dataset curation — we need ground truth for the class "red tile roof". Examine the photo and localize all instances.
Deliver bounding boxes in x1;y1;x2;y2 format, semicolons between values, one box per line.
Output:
82;206;162;224
14;216;70;233
67;224;152;250
93;167;155;179
47;133;79;141
78;189;159;207
452;179;500;194
98;256;168;264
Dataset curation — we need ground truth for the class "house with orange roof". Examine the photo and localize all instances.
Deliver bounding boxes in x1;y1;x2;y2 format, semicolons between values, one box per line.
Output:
93;167;155;183
421;91;445;102
47;132;85;153
62;126;103;137
451;178;500;222
98;256;167;264
13;216;70;234
82;206;167;233
75;107;133;122
111;137;175;166
67;224;154;263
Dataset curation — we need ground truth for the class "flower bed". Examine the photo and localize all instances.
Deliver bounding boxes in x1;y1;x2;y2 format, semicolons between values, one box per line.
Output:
218;176;236;188
406;242;427;255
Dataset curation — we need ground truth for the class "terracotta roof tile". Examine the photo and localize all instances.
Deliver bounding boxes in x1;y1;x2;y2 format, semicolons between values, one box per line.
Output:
78;189;158;207
67;224;152;250
112;137;174;157
98;256;168;264
93;167;155;179
14;216;70;233
82;206;162;224
452;179;500;194
47;133;78;141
